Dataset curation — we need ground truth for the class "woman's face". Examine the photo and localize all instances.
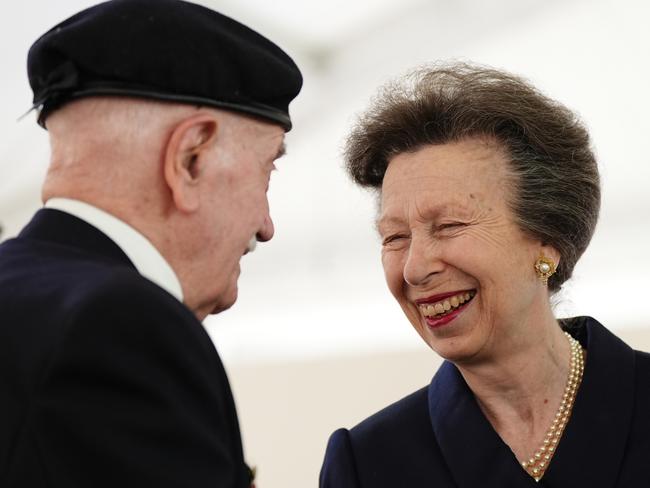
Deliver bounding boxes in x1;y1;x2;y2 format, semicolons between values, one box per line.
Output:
379;138;549;364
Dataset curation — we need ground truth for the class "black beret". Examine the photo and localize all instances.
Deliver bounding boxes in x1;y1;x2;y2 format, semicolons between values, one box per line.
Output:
27;0;303;130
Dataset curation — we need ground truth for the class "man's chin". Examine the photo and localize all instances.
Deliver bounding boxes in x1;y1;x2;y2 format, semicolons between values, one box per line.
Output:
190;281;239;321
210;301;234;315
209;288;238;315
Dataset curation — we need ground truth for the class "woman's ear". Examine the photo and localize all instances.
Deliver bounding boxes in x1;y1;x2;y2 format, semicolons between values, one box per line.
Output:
163;113;218;212
539;244;561;268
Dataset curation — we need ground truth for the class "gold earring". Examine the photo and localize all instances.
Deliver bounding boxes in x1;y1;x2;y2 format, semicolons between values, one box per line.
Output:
534;254;556;285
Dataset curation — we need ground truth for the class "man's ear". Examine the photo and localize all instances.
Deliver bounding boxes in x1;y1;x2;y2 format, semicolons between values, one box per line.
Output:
163;113;218;212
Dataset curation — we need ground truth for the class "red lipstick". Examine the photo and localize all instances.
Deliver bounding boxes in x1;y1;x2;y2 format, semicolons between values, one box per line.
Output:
415;289;474;305
417;289;476;329
424;306;465;328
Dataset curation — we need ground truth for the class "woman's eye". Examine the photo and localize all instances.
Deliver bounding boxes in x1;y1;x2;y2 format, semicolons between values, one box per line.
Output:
437;222;466;232
382;234;409;246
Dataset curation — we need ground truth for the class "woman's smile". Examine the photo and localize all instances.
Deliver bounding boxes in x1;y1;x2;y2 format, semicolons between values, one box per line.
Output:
379;139;543;360
415;290;477;328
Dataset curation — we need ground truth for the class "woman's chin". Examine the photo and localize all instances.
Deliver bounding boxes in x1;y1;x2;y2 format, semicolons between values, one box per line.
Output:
419;314;480;363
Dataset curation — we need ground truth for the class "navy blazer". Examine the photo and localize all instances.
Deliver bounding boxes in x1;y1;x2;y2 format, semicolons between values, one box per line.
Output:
320;317;650;487
0;209;251;487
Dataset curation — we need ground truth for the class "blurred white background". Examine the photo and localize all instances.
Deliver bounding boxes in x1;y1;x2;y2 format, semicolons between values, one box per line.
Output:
1;0;649;486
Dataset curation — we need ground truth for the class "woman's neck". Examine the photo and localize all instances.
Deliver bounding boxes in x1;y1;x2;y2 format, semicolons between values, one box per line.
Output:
456;314;572;461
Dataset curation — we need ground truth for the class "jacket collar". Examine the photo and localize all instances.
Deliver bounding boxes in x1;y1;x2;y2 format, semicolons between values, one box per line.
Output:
19;208;135;267
44;198;183;302
428;361;535;487
543;317;635;487
428;317;635;488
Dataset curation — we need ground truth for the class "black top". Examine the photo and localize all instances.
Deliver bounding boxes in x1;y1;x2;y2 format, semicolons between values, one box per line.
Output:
0;209;251;487
320;316;650;487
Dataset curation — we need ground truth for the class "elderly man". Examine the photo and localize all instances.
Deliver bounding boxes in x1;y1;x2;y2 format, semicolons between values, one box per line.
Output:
0;1;301;487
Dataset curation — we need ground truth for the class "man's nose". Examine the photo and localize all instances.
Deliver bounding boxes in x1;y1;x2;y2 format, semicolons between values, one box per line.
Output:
256;214;274;242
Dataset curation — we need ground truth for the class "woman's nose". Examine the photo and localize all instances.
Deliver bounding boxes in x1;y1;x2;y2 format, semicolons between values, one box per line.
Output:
402;236;444;287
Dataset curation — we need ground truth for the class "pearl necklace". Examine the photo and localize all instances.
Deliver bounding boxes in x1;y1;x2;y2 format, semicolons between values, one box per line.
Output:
521;332;585;482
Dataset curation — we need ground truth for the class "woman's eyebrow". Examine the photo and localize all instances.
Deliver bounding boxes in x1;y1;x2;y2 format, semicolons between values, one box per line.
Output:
376;215;405;233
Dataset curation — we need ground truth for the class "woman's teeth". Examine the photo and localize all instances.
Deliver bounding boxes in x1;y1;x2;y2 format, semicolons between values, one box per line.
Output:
419;291;476;318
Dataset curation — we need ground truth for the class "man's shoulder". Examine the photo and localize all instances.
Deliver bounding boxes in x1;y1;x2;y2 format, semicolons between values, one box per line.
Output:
1;234;182;312
0;234;207;378
0;232;130;288
633;349;650;382
66;265;189;324
634;348;650;363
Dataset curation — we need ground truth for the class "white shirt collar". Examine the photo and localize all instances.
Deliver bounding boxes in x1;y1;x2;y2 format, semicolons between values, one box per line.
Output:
45;197;184;303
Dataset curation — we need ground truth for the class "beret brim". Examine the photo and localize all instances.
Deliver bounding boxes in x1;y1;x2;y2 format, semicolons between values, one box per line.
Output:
34;83;293;131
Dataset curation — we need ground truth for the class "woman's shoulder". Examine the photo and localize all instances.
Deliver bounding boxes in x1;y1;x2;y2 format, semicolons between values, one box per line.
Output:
349;386;431;443
322;384;453;487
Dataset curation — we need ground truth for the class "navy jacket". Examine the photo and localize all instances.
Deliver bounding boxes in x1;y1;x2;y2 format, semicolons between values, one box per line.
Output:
0;209;251;487
320;317;650;487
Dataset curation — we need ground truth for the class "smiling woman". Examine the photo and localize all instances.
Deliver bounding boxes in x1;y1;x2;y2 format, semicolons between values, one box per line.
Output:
379;139;554;365
319;63;650;487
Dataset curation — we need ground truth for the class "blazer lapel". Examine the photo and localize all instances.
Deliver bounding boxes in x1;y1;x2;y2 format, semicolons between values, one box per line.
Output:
428;361;536;488
541;317;635;487
427;317;635;488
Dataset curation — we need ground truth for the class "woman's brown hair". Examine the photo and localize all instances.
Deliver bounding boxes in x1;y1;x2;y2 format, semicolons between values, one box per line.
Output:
345;62;600;292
